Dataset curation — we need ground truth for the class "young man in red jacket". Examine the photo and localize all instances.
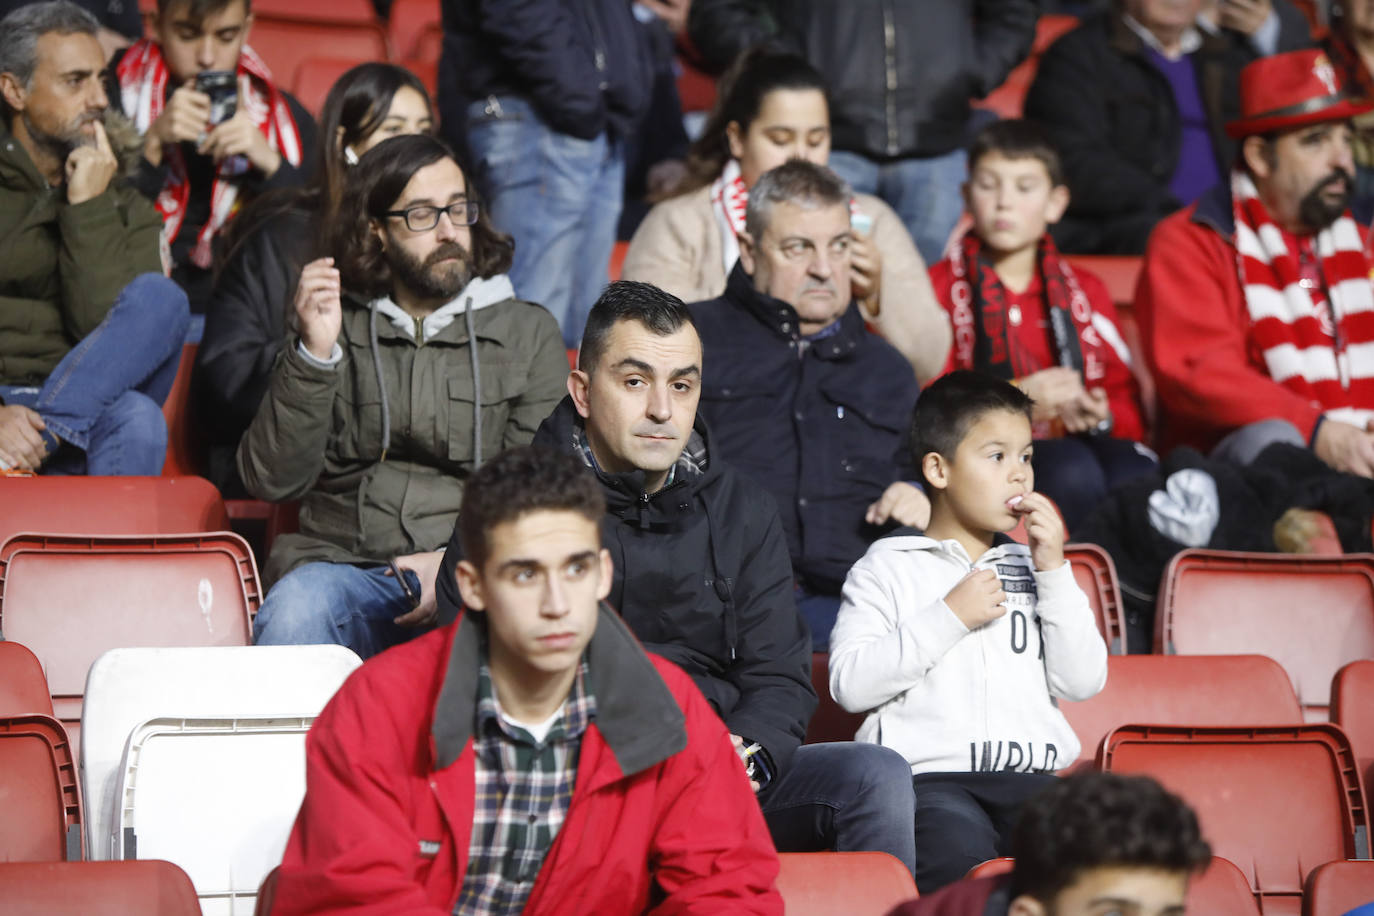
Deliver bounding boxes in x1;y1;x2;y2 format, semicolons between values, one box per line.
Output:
1136;48;1374;472
272;445;782;915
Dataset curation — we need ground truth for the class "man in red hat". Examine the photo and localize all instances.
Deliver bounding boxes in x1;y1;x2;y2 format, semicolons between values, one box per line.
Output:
1136;48;1374;473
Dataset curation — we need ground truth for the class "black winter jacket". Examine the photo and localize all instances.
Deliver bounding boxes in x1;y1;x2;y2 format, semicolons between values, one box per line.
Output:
687;0;1037;159
690;264;920;596
438;0;652;142
1024;9;1311;255
435;396;817;782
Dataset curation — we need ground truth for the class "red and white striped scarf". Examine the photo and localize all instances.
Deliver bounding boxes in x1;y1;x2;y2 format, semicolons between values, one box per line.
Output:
117;39;303;269
1232;170;1374;429
710;159;862;275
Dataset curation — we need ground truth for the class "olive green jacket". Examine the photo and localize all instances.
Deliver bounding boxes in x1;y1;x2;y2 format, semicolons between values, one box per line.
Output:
0;120;164;385
237;282;568;586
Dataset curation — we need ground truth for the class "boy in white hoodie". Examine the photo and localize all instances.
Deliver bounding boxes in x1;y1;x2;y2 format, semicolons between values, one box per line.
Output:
829;370;1107;895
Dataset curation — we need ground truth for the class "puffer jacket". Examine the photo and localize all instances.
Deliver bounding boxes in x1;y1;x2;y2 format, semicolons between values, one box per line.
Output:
237;275;567;585
0;115;164;384
687;0;1037;159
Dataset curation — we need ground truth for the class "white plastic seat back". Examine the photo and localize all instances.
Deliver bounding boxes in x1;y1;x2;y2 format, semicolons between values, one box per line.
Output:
115;715;312;916
81;645;361;862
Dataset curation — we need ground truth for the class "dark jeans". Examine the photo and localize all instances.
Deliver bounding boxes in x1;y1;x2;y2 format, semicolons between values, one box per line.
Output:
1031;435;1157;534
795;584;842;652
0;274;189;476
762;742;917;877
911;770;1059;895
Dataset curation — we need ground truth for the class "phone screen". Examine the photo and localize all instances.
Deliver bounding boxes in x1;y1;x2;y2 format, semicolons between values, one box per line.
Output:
196;70;237;126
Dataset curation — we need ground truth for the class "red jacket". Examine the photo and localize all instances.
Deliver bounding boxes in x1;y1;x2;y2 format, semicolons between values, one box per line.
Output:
929;257;1145;443
271;606;783;915
1134;186;1359;452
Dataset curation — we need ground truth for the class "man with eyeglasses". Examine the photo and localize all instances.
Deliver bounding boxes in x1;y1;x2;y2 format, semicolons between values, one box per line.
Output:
238;133;568;658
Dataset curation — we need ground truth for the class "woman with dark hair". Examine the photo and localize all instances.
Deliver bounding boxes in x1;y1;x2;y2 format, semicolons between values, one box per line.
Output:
621;49;951;380
194;63;433;487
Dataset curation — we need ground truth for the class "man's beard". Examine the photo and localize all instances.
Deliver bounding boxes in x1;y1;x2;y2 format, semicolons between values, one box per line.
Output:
386;239;474;301
23;110;100;162
1298;169;1354;232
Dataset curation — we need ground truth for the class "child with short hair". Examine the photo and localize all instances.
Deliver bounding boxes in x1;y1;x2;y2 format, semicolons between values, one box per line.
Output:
930;119;1154;532
829;370;1108;896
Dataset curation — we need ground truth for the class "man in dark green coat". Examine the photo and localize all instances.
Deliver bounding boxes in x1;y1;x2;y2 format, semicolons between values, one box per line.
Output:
0;1;188;475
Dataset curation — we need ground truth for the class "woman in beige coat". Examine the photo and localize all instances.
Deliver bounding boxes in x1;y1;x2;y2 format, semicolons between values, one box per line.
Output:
622;50;951;381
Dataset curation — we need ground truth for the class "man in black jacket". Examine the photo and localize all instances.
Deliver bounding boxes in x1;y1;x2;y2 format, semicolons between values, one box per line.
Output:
436;280;917;875
438;0;651;350
686;0;1037;265
1024;0;1311;254
688;161;925;652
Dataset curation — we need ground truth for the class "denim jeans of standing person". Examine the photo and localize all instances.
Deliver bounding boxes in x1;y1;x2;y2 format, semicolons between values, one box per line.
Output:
464;95;625;349
0;273;189;476
829;148;968;267
760;741;917;877
253;562;433;660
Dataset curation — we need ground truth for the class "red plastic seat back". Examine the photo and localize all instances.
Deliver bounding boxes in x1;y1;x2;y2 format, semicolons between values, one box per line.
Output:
1332;660;1374;798
1189;856;1263;915
0;859;201;915
291;56;370;116
777;852;917;915
805;652;864;744
0;476;228;545
1059;654;1301;769
1101;724;1370;915
0;714;81;862
1303;859;1374;916
0;640;54;716
161;344;202;477
244;25;388;90
1065;542;1126;653
1157;550;1374;718
0;533;259;755
965;858;1014;880
388;0;439;60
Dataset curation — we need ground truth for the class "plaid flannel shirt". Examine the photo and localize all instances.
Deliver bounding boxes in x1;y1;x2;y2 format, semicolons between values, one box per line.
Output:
454;660;596;915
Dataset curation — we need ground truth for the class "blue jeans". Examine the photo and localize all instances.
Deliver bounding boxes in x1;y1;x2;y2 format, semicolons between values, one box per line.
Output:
761;742;916;877
829;148;967;267
465;95;625;349
0;274;188;476
796;584;842;653
253;562;430;659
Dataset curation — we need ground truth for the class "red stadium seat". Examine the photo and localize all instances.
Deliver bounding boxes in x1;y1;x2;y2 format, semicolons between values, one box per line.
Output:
0;533;260;756
1156;550;1374;719
291;56;371;117
244;25;389;90
0;860;201;915
1065;542;1127;653
1101;724;1370;915
1190;857;1264;916
609;240;630;281
388;0;440;61
1332;660;1374;797
0;714;81;862
398;55;439;102
252;0;377;24
777;852;917;915
965;858;1014;880
0;641;54;716
676;55;717;114
160;344;202;478
1058;654;1302;770
1303;859;1374;916
0;476;228;546
1063;256;1143;310
975;14;1079;119
805;652;864;744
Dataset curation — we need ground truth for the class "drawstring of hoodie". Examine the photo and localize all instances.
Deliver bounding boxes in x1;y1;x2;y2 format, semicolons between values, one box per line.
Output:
369;302;391;462
465;295;483;469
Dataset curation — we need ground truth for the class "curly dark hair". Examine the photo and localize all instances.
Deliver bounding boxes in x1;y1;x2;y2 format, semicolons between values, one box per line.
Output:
459;446;606;570
1010;771;1212;903
330;134;513;300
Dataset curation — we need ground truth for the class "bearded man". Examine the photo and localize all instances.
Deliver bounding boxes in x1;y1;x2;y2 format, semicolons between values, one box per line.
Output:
1136;49;1374;474
238;133;568;658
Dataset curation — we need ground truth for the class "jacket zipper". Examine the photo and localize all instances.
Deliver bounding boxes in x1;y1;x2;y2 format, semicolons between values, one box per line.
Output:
883;0;899;156
413;314;424;345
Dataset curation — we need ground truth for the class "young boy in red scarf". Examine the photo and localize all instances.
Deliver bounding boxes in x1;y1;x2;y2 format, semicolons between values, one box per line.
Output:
928;119;1154;533
108;0;315;314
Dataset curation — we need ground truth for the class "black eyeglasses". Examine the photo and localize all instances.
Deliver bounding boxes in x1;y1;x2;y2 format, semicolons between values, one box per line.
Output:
384;201;480;232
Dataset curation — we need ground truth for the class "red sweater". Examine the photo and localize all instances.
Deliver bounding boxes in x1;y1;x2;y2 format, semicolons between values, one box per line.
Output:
272;612;783;915
1135;202;1356;452
929;258;1146;442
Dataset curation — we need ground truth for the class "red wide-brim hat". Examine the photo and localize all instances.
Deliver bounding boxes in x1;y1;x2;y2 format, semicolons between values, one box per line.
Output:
1226;48;1374;139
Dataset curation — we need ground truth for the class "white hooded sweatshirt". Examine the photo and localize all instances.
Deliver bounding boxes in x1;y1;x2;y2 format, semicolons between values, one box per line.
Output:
829;535;1107;776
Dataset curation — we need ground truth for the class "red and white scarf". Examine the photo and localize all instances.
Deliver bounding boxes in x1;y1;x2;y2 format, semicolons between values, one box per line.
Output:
1232;170;1374;429
117;39;302;269
710;159;861;275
